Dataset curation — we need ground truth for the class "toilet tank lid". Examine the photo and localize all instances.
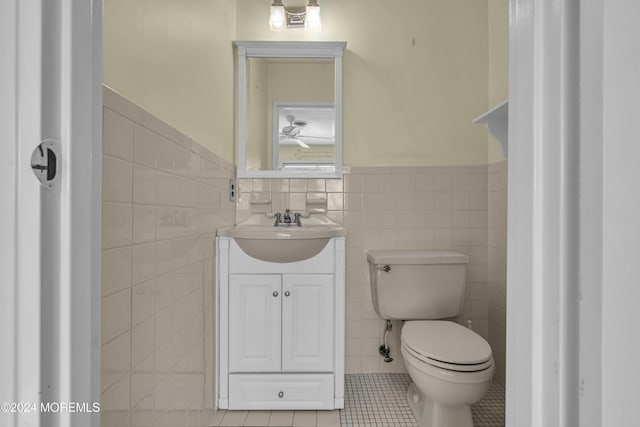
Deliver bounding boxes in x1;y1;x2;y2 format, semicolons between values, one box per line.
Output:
366;249;469;265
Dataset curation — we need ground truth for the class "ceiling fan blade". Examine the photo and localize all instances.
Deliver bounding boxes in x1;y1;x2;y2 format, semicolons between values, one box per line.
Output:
297;135;333;139
279;134;310;148
294;138;310;149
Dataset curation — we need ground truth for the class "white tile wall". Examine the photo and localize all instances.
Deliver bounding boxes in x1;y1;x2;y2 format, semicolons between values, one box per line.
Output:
236;165;492;374
101;86;234;426
488;160;508;386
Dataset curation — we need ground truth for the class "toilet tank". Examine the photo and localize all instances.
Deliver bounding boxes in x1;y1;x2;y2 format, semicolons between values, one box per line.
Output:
366;249;469;320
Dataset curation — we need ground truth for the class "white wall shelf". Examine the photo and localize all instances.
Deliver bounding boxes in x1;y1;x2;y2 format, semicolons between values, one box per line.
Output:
474;101;508;157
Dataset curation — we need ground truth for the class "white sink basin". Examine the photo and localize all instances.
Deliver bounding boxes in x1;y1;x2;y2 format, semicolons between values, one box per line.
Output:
217;214;345;263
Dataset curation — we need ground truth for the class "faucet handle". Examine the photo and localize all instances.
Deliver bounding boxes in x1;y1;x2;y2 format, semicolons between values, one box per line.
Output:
273;212;282;227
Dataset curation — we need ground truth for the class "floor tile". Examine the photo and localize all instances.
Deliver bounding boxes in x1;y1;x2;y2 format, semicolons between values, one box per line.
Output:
339;373;505;427
220;410;248;426
210;410;226;426
316;410;340;427
244;410;271;426
472;381;506;427
268;410;294;426
292;411;317;426
341;374;416;427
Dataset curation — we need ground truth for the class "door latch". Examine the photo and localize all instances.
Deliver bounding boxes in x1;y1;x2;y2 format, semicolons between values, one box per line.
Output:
30;139;60;189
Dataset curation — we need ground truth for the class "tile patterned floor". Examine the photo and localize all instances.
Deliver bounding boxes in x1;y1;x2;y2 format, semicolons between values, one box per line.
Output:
341;373;505;427
211;408;341;426
341;374;416;427
471;379;506;427
210;373;505;427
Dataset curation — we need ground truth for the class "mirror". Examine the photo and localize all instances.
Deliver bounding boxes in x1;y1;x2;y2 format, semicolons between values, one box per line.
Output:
234;41;346;178
272;101;335;172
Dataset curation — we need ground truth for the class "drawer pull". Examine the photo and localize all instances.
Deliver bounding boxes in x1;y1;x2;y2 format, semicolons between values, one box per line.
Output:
273;291;279;297
278;391;284;398
284;291;291;297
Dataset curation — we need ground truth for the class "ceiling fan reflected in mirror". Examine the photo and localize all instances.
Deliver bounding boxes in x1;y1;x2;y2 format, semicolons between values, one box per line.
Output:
280;115;310;148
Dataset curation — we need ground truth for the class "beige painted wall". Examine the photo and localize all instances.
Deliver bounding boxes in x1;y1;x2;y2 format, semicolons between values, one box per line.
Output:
104;1;508;167
236;0;491;166
104;0;236;162
488;0;509;162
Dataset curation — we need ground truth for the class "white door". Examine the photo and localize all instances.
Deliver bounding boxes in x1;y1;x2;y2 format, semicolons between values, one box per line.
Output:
0;1;43;426
229;275;282;372
1;1;102;426
282;275;334;372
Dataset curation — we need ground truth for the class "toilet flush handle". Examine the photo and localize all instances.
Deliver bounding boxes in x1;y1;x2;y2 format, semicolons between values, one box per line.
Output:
377;265;391;273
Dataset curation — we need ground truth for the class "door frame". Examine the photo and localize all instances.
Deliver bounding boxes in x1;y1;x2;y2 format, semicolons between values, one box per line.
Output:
507;0;640;426
55;2;103;426
506;0;581;425
0;0;44;425
0;1;102;426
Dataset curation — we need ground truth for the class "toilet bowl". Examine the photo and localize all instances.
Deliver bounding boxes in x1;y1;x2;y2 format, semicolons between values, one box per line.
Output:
401;321;494;427
366;249;495;427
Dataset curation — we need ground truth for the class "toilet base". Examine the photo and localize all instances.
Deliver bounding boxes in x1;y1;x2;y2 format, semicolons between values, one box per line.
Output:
406;382;474;427
407;383;425;423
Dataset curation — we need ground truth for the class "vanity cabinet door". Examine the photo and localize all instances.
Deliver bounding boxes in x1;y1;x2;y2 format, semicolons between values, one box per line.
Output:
229;274;282;372
282;274;334;372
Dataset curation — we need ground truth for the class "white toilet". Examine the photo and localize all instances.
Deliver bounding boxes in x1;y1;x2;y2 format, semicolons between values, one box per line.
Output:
366;249;494;427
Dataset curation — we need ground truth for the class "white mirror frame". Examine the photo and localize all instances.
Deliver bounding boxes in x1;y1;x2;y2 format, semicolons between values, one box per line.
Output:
234;40;346;178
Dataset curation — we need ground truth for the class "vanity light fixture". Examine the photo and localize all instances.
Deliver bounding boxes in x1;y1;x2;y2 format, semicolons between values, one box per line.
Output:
269;0;322;32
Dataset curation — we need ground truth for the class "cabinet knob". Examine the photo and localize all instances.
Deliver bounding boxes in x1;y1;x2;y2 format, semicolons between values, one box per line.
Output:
284;291;291;297
278;391;284;398
273;291;279;297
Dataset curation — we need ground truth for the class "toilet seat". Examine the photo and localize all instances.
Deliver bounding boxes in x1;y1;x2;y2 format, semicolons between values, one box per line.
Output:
401;321;493;373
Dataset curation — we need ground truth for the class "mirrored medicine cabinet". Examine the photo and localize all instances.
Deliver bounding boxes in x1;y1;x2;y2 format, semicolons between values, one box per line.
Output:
234;41;346;178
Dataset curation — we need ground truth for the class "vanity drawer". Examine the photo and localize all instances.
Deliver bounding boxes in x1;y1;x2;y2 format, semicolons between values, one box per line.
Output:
228;374;334;410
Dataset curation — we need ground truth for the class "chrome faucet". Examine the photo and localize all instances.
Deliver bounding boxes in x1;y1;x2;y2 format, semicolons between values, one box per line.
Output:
283;209;292;224
273;212;282;226
271;209;304;227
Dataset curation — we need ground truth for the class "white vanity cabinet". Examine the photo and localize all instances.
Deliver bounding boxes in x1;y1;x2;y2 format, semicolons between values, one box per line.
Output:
217;236;345;410
229;274;334;373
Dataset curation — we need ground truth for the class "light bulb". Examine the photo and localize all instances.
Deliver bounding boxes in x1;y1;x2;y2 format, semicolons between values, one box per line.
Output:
305;4;321;32
269;5;286;31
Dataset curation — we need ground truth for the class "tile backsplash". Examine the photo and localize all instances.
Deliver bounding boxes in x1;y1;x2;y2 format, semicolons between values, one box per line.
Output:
488;160;508;386
101;86;234;427
237;165;495;375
